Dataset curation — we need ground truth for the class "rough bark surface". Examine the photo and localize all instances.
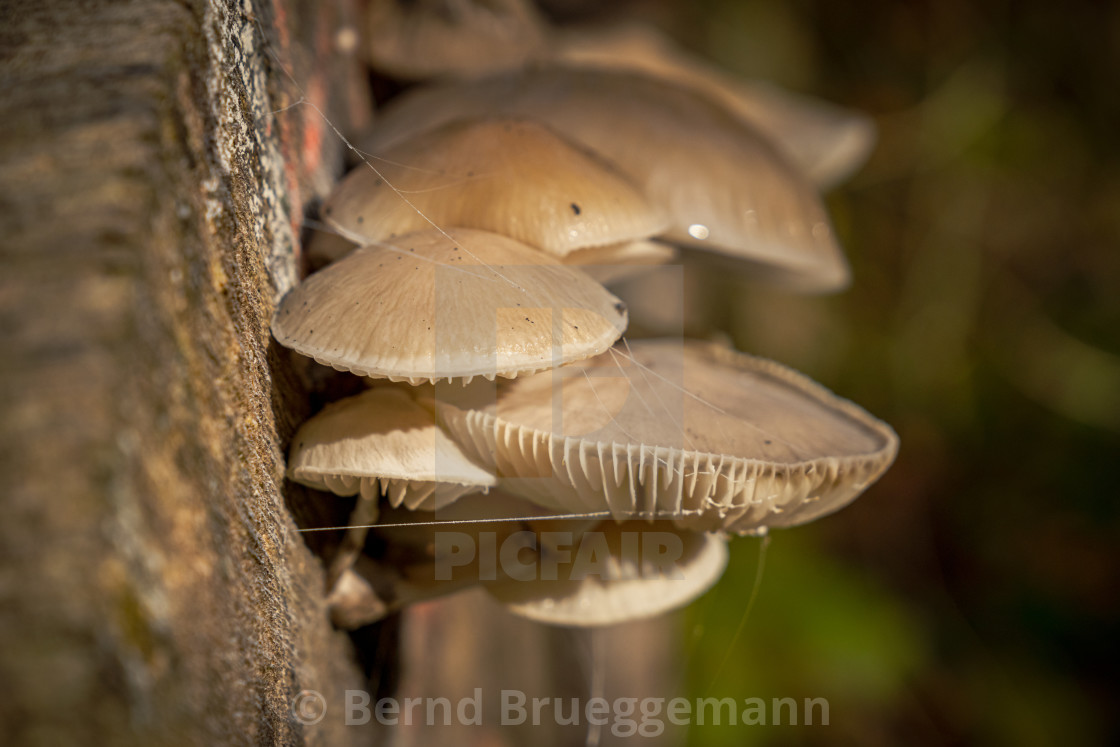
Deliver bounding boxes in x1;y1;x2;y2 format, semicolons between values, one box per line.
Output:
0;1;374;744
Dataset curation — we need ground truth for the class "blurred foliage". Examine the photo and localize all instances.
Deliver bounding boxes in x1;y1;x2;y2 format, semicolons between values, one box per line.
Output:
573;0;1120;744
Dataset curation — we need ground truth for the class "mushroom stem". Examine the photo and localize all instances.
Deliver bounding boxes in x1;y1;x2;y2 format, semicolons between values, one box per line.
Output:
326;493;380;589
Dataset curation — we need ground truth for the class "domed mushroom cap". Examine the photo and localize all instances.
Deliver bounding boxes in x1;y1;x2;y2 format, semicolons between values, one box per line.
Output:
487;520;728;627
436;339;898;534
271;228;629;384
287;387;495;510
322;117;668;261
365;68;850;291
552;22;876;189
364;0;548;80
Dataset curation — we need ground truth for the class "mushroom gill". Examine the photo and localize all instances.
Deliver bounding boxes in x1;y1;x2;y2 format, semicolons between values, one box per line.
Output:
433;338;899;535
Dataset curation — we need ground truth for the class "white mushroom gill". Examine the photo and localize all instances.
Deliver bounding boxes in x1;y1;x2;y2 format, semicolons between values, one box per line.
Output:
433;339;899;535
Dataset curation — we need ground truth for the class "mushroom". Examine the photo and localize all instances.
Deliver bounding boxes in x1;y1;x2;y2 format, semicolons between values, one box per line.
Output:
287;386;495;511
486;519;729;627
433;338;899;534
271;227;629;384
328;493;729;628
363;0;548;80
316;117;668;264
551;22;876;189
363;67;850;291
287;385;496;589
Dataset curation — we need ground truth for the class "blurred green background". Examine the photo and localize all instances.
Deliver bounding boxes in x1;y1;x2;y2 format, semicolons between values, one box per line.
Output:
541;0;1119;744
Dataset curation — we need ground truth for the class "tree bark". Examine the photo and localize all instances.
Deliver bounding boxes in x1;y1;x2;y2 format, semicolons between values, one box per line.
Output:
0;1;374;744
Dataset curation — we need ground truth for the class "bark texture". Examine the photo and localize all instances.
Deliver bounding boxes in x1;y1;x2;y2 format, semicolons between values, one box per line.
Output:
0;1;374;744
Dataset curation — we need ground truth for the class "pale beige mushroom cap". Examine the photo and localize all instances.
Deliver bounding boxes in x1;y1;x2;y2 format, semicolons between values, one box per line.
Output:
436;339;898;534
271;228;629;384
487;520;729;627
364;0;548;80
321;118;668;261
288;387;496;510
552;22;876;189
365;68;850;291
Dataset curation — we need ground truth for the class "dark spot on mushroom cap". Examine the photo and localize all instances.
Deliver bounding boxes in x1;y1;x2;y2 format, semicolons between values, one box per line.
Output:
764;440;772;445
614;301;627;314
570;203;581;215
357;216;364;224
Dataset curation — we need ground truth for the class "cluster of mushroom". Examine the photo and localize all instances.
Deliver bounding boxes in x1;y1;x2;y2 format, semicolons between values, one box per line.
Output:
273;0;898;629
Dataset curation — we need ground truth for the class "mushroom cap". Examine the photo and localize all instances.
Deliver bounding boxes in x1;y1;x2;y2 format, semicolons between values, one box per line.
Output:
435;338;899;534
487;520;729;627
365;67;850;291
287;387;496;510
322;117;668;259
561;239;678;285
552;22;876;189
364;0;548;80
271;228;629;384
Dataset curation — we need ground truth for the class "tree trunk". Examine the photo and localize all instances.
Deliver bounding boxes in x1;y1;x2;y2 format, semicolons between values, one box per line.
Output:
0;1;375;744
